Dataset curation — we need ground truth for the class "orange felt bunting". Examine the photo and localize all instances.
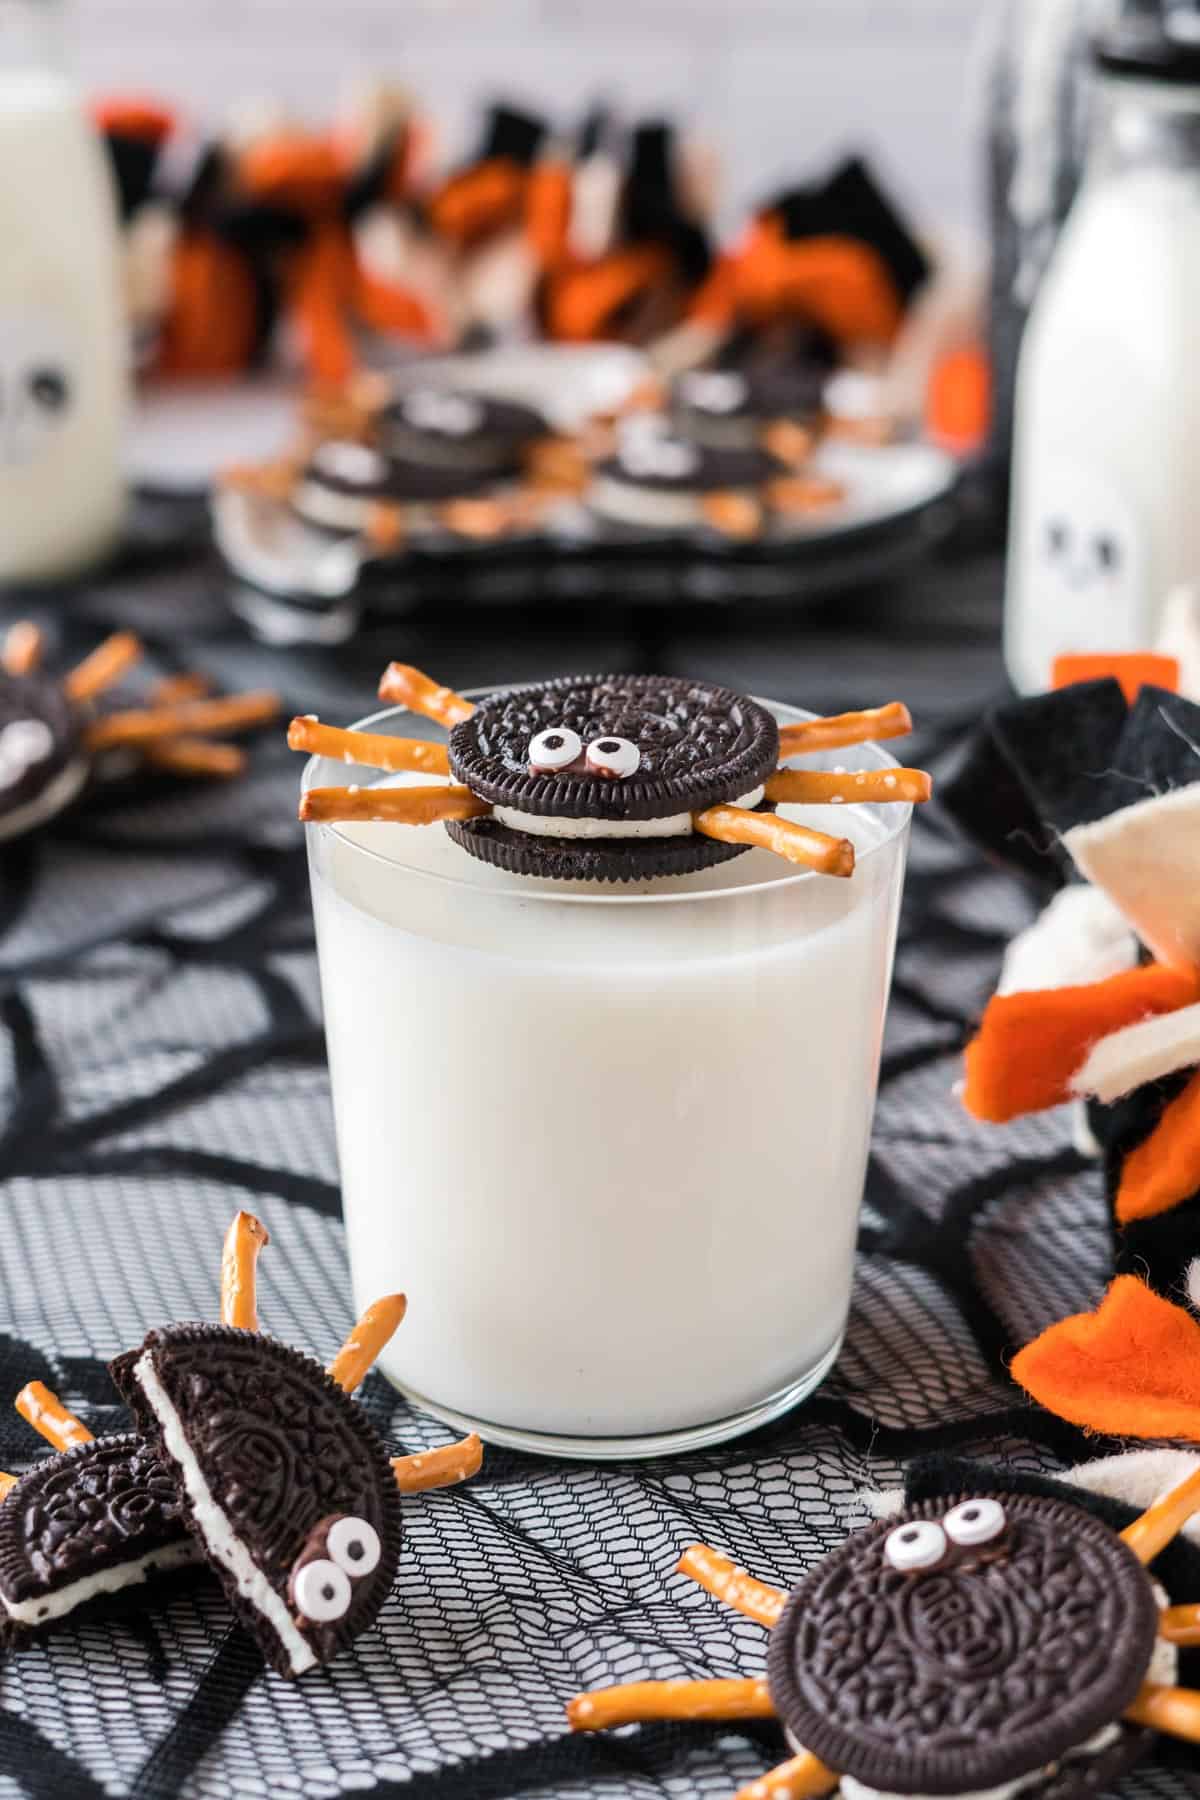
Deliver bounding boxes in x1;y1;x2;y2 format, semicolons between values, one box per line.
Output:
158;233;260;376
1052;652;1180;704
544;244;672;342
962;963;1200;1123
1117;1066;1200;1223
525;158;573;272
1011;1275;1200;1441
429;158;528;245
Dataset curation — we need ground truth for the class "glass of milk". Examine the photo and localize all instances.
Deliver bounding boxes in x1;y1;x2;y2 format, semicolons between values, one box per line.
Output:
0;0;127;582
304;696;910;1459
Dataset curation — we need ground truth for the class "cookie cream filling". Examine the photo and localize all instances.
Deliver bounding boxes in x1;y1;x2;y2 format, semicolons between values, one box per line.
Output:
587;474;706;531
0;756;88;845
134;1351;318;1676
292;479;378;535
1;1537;200;1626
493;785;765;840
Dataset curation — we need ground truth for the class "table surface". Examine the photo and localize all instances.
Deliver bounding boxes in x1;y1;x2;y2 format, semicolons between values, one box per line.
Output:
0;528;1195;1800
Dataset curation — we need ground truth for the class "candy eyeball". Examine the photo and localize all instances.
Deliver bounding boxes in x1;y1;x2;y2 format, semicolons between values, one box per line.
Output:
529;726;582;772
680;370;747;415
326;1515;381;1577
944;1498;1007;1548
884;1518;947;1572
0;718;54;785
402;388;484;438
616;415;698;481
292;1557;352;1622
585;735;641;779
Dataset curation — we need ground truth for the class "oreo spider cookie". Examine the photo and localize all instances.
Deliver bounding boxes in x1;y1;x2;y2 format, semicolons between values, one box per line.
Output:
292;439;495;535
765;1490;1162;1797
0;1432;196;1639
111;1324;403;1678
0;671;85;843
445;673;780;882
672;364;825;450
589;414;786;529
377;385;548;476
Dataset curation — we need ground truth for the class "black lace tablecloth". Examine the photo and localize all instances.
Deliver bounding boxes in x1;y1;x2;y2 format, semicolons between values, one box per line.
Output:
0;537;1196;1800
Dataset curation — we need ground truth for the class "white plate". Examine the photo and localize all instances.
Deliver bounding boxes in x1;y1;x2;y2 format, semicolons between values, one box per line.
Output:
126;378;297;493
774;439;957;543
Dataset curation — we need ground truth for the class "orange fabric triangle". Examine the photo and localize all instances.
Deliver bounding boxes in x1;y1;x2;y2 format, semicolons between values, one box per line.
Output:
1012;1276;1200;1440
962;962;1200;1123
1117;1066;1200;1223
1052;652;1179;704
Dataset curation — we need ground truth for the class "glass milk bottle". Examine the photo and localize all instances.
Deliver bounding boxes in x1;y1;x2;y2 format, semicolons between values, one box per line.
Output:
0;0;126;582
1006;15;1200;692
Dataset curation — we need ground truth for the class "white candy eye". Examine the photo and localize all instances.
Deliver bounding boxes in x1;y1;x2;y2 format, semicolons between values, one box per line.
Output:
293;1558;352;1622
326;1515;381;1577
944;1498;1007;1548
529;726;582;772
312;440;388;486
884;1519;947;1572
585;735;641;779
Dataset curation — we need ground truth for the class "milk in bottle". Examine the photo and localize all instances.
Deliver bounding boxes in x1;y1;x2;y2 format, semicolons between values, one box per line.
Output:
1006;14;1200;692
0;0;126;582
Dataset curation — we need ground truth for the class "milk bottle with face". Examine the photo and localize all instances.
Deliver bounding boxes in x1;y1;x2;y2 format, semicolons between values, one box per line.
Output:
0;0;126;582
1006;15;1200;693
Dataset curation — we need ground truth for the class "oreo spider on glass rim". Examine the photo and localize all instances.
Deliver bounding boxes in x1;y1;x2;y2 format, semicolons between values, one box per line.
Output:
290;663;932;884
564;1473;1200;1800
108;1210;482;1678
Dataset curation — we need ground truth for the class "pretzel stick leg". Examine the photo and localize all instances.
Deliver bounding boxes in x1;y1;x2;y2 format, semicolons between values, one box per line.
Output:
3;621;43;676
736;1752;840;1800
300;785;489;826
765;767;932;806
152;673;212;705
64;632;143;703
144;740;247;778
566;1677;775;1731
392;1434;483;1494
694;806;855;877
1160;1604;1200;1646
676;1544;785;1628
0;1472;16;1500
85;691;280;753
1124;1683;1200;1741
328;1294;408;1393
378;662;475;726
1122;1467;1200;1563
778;703;913;756
220;1211;270;1331
288;717;451;776
16;1382;93;1451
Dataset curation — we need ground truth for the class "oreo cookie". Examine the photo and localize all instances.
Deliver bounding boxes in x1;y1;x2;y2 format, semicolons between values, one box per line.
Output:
672;364;825;451
0;1433;196;1639
377;386;547;476
0;671;85;844
111;1324;403;1678
292;438;496;535
446;673;779;882
589;414;786;529
766;1490;1161;1796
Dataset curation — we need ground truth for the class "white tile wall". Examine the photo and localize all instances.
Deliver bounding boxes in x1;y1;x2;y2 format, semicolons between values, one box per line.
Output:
71;0;990;234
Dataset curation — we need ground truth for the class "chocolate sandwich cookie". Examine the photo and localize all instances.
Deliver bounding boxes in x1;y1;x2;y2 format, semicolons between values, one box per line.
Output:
0;1432;196;1638
111;1324;403;1678
672;364;825;452
445;672;780;882
291;438;497;535
766;1491;1162;1798
376;386;548;477
0;671;85;843
589;414;786;529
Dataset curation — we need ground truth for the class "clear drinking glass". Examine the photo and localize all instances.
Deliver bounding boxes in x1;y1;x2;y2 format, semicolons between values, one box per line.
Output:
304;694;910;1459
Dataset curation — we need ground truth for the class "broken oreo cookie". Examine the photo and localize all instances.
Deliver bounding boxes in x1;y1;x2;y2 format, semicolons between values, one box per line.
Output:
112;1324;404;1679
0;1432;196;1639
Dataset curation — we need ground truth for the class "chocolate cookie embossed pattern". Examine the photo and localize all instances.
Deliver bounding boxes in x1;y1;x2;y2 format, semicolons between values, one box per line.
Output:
569;1473;1200;1799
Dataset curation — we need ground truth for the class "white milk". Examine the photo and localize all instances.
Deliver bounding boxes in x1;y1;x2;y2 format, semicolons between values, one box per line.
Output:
306;704;909;1455
1007;66;1200;692
0;19;126;581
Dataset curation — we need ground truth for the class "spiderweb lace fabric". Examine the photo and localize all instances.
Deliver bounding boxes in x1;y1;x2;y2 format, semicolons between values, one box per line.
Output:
0;586;1195;1799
